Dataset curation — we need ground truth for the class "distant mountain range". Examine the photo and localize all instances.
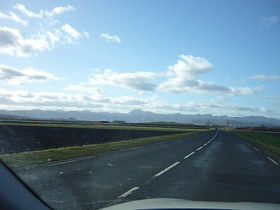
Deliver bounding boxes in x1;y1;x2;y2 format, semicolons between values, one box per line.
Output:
0;109;280;127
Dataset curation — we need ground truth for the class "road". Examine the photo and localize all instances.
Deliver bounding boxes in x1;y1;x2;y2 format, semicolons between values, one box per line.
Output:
14;130;280;210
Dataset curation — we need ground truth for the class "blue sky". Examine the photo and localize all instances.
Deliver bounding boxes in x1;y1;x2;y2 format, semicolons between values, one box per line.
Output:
0;0;279;118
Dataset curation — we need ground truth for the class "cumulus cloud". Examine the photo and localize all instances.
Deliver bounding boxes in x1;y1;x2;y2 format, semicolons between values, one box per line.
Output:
0;86;274;118
62;23;81;41
0;26;50;57
0;64;58;85
100;33;121;43
0;89;105;109
0;88;155;111
64;83;104;96
110;96;150;105
68;54;258;97
0;11;28;26
260;15;280;27
0;4;88;57
45;5;75;17
159;54;212;92
168;54;212;78
0;24;88;57
158;54;259;96
229;87;261;96
250;74;280;81
14;3;75;19
89;69;157;91
14;3;42;18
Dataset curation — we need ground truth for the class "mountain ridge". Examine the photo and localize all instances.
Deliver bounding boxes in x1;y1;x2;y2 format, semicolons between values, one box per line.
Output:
0;109;279;127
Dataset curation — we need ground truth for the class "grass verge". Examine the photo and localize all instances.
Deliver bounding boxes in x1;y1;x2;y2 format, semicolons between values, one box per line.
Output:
232;131;280;156
0;131;201;168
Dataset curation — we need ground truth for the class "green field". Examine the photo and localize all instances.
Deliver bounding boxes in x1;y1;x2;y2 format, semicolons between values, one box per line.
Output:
0;120;205;133
232;131;280;156
0;131;202;168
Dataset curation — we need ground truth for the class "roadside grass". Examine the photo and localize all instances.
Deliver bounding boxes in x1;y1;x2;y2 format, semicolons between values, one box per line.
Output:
232;131;280;156
0;131;202;168
0;121;207;133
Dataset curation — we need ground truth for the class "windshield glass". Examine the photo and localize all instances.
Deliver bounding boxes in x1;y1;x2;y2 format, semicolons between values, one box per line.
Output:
0;0;280;209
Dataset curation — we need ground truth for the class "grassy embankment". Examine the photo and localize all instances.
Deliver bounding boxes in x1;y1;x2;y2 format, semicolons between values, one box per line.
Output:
232;131;280;156
0;124;207;167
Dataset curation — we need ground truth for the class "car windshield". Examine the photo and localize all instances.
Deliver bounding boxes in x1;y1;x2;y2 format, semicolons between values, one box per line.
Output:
0;0;280;210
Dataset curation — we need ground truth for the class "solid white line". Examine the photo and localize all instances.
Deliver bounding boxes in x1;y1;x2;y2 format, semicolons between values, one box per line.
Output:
196;146;203;151
267;156;279;165
48;156;94;167
184;152;195;159
253;147;259;152
154;162;180;177
203;143;208;146
118;186;140;198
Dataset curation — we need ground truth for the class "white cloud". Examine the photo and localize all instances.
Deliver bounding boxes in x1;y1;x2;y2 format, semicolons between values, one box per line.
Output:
46;5;75;17
45;31;60;46
61;23;81;41
0;4;88;57
0;26;50;57
69;54;259;97
110;96;150;105
0;89;105;109
64;83;104;96
0;23;88;57
158;54;259;96
100;33;121;43
250;74;280;81
260;16;280;27
0;64;58;85
159;54;212;93
14;3;43;18
89;69;157;91
0;11;28;26
229;87;261;96
0;89;147;111
168;54;212;78
0;87;275;118
14;3;75;19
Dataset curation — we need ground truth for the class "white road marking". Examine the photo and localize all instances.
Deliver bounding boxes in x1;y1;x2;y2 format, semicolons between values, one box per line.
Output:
118;186;140;198
253;147;259;152
48;156;95;167
184;152;195;159
267;156;279;165
203;143;208;146
154;162;180;177
196;146;203;151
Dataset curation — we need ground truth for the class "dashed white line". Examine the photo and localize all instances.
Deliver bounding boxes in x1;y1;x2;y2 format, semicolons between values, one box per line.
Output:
267;156;279;165
253;147;259;152
119;132;219;199
154;162;180;177
184;152;195;159
118;186;140;198
48;156;95;166
196;146;203;151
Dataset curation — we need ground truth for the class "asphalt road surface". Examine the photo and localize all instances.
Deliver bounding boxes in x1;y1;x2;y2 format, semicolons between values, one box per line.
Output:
14;130;280;210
